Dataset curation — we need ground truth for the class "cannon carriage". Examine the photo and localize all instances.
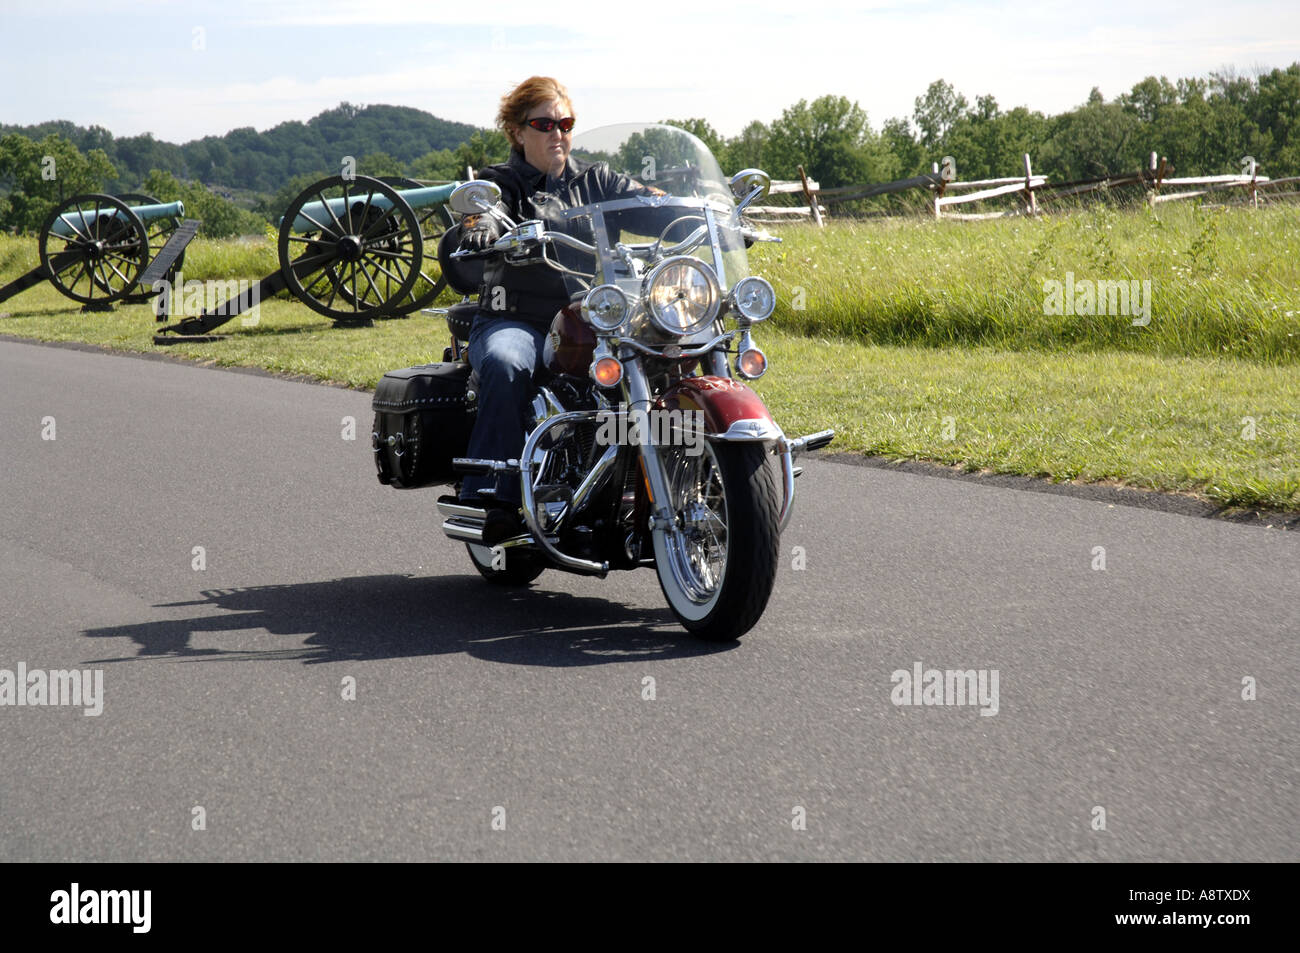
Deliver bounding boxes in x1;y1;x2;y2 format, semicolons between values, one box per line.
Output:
0;192;192;311
155;174;460;341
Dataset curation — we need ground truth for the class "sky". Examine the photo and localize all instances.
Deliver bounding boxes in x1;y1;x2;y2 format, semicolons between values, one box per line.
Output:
1;0;1297;144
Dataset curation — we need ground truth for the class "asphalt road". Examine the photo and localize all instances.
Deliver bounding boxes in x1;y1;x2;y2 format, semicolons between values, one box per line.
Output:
1;338;1295;862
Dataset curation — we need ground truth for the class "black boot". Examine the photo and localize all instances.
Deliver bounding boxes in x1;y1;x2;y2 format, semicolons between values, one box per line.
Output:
481;504;525;545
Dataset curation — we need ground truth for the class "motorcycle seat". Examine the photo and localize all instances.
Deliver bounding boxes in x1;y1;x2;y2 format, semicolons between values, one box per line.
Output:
446;299;477;343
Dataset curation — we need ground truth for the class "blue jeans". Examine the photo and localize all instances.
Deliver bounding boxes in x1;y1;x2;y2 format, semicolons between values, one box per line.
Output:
460;315;547;505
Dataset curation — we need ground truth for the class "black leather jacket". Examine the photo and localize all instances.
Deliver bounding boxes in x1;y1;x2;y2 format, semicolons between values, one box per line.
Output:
467;149;661;326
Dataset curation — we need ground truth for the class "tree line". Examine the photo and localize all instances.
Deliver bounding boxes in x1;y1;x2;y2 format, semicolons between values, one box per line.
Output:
0;103;477;196
673;63;1299;192
1;65;1296;237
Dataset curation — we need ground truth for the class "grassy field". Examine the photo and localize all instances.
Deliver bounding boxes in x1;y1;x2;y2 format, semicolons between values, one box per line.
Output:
749;203;1300;363
1;203;1297;511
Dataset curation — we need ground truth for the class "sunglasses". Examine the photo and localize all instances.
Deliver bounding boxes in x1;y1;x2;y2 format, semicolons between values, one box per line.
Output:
525;116;575;133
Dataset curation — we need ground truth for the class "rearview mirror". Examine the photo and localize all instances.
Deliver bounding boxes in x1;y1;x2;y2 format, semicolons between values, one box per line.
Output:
449;180;503;216
729;169;771;202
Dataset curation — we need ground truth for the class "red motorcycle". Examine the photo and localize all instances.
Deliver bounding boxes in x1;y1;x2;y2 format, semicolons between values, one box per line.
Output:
372;123;833;640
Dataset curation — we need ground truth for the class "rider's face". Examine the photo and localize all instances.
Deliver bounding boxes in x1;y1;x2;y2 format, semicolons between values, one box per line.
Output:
519;99;573;176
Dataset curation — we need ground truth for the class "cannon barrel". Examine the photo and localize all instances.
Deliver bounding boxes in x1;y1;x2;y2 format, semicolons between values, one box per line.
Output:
158;174;460;336
49;200;185;238
284;183;458;233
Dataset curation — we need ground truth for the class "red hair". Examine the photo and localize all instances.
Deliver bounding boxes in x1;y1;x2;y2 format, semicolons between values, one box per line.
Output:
497;77;574;152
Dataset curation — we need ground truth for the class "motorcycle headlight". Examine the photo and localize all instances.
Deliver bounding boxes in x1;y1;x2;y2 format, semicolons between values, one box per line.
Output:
581;284;628;331
643;256;720;336
730;276;775;323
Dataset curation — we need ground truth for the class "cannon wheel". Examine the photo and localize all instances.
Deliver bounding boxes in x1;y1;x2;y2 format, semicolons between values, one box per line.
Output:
39;193;150;306
118;192;186;296
278;175;423;322
377;176;451;314
323;177;451;317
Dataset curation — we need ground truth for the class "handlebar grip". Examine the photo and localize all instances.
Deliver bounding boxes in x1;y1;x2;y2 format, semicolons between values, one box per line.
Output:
448;247;500;261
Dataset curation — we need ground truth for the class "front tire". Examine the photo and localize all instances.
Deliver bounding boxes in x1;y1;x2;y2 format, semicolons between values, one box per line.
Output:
651;441;781;641
466;542;545;586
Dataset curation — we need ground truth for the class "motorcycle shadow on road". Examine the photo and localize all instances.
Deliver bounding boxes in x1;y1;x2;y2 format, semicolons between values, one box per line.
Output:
80;573;733;667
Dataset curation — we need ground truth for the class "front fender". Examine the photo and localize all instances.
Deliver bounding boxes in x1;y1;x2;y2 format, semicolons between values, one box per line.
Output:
657;376;782;442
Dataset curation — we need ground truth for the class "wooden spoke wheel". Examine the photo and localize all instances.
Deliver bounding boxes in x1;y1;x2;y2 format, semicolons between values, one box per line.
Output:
39;193;149;306
375;176;451;315
278;175;423;322
324;177;451;317
117;192;186;296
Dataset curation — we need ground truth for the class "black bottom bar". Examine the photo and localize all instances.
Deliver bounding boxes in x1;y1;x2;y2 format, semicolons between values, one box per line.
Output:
7;861;1284;940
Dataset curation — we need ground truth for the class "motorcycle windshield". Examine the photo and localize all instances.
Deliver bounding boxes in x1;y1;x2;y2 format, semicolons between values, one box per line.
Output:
570;123;732;202
550;124;749;302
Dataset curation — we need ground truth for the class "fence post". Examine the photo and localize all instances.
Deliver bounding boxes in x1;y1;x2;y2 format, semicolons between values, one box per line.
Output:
932;161;944;219
1023;153;1038;215
1148;153;1169;208
797;164;823;227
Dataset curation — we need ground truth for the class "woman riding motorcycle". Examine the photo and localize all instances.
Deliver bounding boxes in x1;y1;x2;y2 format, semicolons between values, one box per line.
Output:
456;76;666;542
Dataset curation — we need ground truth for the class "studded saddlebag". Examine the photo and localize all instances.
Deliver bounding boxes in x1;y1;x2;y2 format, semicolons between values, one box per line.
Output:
371;362;474;489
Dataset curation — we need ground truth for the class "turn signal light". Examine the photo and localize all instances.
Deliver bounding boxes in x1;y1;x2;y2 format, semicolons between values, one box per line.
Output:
591;357;623;387
736;348;768;379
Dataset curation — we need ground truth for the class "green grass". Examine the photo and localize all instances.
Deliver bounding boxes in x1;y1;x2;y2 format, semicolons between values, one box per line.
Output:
750;327;1299;511
750;203;1300;363
1;204;1297;511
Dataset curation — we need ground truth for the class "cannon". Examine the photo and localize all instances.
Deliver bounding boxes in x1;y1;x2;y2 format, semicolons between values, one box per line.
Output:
0;193;191;311
155;175;458;340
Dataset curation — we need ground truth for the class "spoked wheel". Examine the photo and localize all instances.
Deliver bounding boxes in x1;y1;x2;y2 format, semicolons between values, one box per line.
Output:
465;542;546;586
375;176;450;315
651;440;781;641
39;193;149;306
117;193;185;298
277;175;423;322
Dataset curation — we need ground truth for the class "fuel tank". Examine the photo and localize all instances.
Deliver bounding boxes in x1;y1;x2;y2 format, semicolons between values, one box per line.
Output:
543;303;595;376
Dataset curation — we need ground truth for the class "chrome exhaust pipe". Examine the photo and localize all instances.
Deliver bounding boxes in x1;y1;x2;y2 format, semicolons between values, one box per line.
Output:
436;498;490;521
441;518;485;542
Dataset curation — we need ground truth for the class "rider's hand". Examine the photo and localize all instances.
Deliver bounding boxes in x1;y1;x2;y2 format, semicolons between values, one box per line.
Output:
459;213;502;252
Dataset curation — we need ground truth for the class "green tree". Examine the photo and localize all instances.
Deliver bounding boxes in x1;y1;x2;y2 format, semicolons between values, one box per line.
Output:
764;95;894;187
453;129;510;177
1247;64;1300;173
723;120;770;174
1120;76;1178;124
355;151;404;177
254;171;331;220
661;118;725;157
1040;95;1143;179
913;79;969;149
0;133;116;232
944;99;1049;179
408;148;461;181
141;169;265;239
881;117;927;177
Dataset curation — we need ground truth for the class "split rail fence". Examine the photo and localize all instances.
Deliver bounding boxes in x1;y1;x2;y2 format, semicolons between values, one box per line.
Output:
748;154;1298;227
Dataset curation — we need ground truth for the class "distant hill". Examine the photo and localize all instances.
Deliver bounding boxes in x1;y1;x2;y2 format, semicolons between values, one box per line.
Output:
0;103;481;195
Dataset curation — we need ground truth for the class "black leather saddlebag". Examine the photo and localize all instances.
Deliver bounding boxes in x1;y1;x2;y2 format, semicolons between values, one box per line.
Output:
372;362;474;489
